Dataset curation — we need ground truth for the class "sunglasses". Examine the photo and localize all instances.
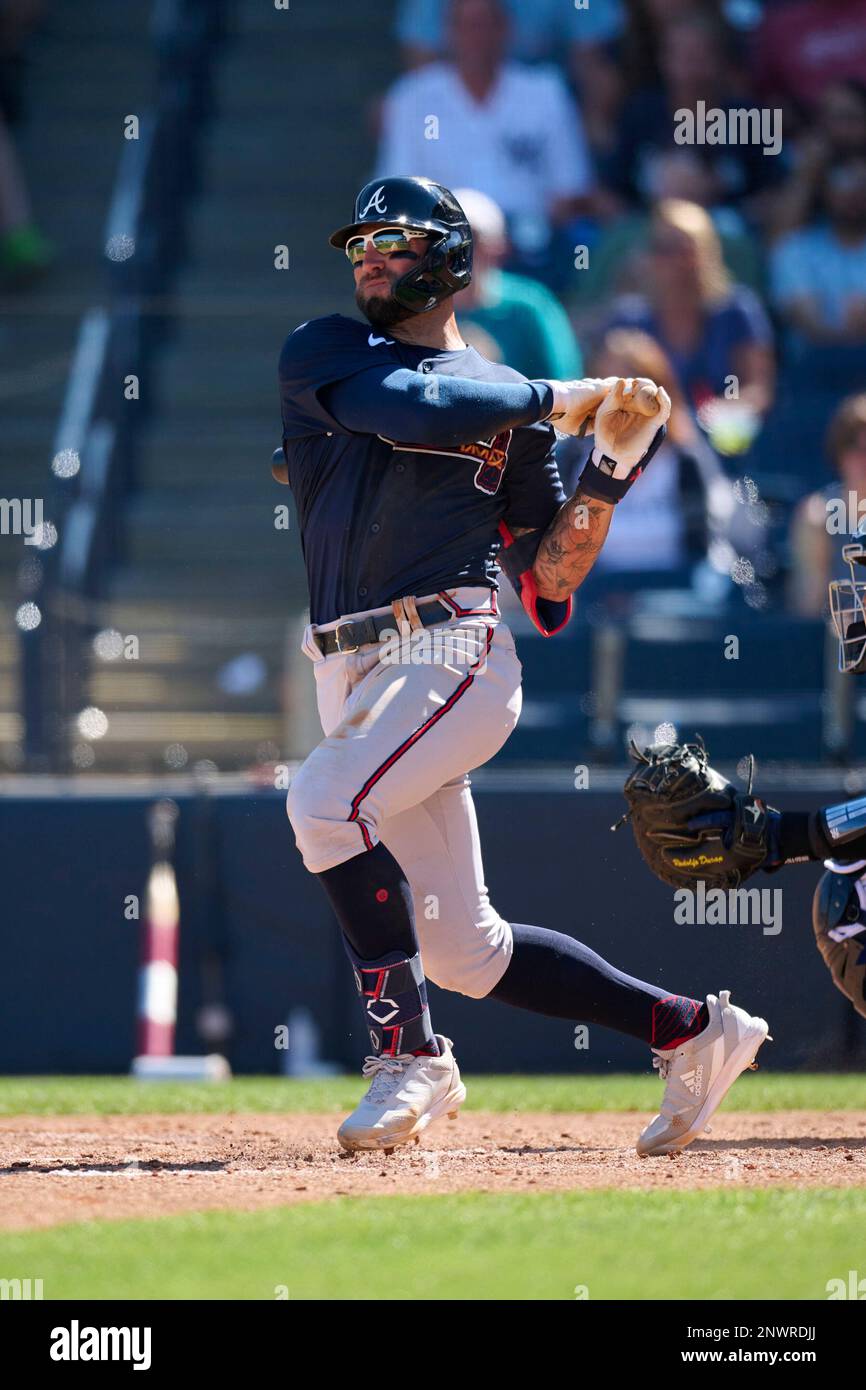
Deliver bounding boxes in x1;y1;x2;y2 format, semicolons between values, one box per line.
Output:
345;227;428;265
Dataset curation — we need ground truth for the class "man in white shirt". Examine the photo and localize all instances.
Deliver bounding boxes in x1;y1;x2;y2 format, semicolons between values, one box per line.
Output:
395;0;624;68
377;0;594;259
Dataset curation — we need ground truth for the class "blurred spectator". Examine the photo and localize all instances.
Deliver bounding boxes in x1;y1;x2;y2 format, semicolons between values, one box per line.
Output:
395;0;624;68
452;187;583;378
788;393;866;615
605;9;776;212
770;154;866;345
394;0;626;172
570;327;736;576
570;150;764;316
618;0;722;92
607;199;775;447
753;0;866;116
770;80;866;238
376;0;594;267
0;0;52;286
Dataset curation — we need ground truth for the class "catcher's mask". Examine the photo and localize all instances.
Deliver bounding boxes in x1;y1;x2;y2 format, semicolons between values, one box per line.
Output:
829;527;866;674
330;175;473;314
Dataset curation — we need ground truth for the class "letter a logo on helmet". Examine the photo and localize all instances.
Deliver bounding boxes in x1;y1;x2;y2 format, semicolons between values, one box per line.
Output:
359;185;388;218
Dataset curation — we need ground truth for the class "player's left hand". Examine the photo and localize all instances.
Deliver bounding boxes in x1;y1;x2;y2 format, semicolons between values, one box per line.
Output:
594;377;671;474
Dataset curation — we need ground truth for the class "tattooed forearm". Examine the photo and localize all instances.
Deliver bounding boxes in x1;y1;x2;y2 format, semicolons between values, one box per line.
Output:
530;491;614;599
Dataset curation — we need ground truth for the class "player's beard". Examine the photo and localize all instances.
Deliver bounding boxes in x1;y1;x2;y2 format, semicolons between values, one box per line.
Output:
355;284;415;330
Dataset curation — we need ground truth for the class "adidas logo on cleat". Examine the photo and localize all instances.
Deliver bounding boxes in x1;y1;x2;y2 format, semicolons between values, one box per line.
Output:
681;1065;704;1097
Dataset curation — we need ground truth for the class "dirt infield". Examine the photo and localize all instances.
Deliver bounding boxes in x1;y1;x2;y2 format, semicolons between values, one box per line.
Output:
1;1111;865;1230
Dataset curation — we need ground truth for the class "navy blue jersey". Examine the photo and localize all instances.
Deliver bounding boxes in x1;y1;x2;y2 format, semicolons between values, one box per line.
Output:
278;314;567;627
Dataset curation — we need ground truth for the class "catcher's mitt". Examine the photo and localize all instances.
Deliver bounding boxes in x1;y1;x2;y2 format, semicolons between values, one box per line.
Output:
618;737;777;890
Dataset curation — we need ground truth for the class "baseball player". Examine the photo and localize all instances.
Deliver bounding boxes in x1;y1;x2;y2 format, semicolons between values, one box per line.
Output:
276;175;769;1159
620;530;866;1024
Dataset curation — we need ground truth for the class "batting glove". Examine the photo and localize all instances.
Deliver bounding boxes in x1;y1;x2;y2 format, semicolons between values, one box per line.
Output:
538;376;619;436
580;377;671;504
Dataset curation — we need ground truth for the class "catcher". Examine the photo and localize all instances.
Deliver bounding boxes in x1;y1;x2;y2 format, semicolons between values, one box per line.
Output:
622;527;866;1022
278;176;769;1162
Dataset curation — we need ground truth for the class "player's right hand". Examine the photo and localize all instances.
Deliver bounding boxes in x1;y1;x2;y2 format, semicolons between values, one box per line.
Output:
539;376;619;436
593;377;671;473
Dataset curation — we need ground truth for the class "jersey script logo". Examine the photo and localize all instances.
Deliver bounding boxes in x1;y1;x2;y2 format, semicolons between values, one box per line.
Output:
465;430;512;494
359;185;388;218
378;429;513;495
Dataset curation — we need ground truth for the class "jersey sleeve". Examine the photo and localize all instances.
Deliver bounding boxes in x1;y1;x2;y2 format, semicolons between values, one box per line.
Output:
498;422;573;637
279;317;381;440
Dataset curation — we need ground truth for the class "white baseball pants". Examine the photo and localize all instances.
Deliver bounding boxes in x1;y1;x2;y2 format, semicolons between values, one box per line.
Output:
287;587;521;997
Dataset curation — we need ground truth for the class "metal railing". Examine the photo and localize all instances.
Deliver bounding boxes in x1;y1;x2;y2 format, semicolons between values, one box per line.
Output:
17;0;227;770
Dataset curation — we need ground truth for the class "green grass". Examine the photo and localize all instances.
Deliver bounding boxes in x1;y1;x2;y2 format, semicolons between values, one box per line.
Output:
2;1190;863;1300
1;1073;864;1116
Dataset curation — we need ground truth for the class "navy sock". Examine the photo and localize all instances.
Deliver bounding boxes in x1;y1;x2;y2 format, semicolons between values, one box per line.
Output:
316;843;439;1056
489;923;708;1048
317;842;417;959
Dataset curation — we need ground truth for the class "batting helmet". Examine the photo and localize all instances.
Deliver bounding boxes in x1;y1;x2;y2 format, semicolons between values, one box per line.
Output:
329;175;473;313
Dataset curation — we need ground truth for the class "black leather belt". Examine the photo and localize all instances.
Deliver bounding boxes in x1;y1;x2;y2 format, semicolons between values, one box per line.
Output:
314;599;454;657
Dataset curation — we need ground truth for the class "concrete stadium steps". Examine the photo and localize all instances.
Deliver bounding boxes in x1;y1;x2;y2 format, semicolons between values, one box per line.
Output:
144;331;284;414
80;598;288;772
183;191;302;264
21;29;155;112
105;567;303;603
81;0;400;772
0;603;24;767
4;425;61;477
89;668;279;715
5;0;399;771
0;625;18;737
74;710;283;774
166;271;333;321
89;649;284;715
121;488;292;565
0;541;35;583
1;3;153;766
133;428;280;491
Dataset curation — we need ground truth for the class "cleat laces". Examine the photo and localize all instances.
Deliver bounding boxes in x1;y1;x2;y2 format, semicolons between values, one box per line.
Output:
361;1052;413;1103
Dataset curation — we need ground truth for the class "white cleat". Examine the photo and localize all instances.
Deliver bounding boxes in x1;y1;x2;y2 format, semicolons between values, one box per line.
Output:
337;1035;466;1154
637;991;770;1157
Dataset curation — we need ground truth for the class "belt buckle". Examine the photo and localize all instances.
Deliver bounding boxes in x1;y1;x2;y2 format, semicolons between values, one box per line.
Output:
335;621;360;654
